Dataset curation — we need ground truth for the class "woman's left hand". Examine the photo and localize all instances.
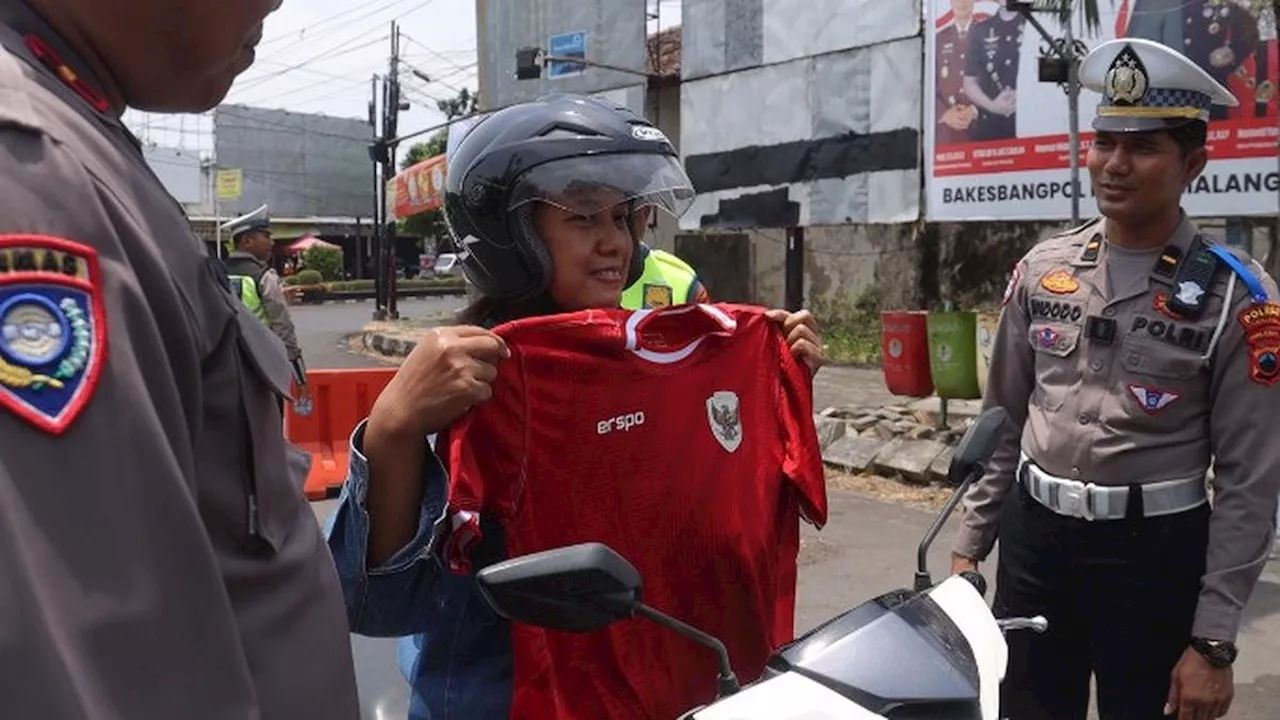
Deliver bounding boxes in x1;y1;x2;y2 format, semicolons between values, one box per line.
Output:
765;308;827;376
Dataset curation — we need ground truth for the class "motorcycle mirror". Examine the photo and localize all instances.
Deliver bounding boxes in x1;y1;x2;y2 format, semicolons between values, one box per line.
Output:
476;542;642;632
947;406;1012;487
914;406;1010;592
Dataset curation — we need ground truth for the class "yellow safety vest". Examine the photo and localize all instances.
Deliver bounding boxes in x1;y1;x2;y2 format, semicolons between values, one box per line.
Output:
620;248;699;310
230;274;269;322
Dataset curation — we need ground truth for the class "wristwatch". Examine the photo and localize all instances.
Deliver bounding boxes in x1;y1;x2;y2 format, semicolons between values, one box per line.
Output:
1189;637;1238;668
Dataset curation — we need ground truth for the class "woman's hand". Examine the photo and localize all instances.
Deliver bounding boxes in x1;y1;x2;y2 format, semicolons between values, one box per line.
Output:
765;308;827;376
363;325;509;567
369;325;510;442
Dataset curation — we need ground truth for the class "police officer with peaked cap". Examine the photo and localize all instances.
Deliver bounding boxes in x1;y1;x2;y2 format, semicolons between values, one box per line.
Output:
951;37;1280;719
0;0;411;716
221;203;311;409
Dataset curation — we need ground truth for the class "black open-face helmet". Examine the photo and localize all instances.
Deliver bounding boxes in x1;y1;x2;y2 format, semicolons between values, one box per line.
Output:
443;93;696;301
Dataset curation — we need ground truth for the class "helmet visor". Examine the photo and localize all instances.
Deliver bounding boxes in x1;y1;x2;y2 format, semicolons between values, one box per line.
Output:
507;153;696;219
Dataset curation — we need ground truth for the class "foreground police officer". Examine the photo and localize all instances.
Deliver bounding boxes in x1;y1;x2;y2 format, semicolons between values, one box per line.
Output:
0;0;365;716
222;204;311;408
621;241;709;309
952;38;1280;719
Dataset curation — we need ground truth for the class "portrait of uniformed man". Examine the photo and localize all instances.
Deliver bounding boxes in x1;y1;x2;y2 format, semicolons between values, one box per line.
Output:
1119;0;1187;50
951;37;1280;720
1223;1;1277;119
1183;0;1262;119
963;0;1027;141
935;0;989;145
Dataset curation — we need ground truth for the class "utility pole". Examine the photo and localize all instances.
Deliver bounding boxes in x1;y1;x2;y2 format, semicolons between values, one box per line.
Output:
383;21;403;321
1064;14;1080;224
369;23;407;321
368;73;382;312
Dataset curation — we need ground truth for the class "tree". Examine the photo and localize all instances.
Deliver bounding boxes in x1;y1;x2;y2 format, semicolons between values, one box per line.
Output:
436;88;479;121
302;245;343;281
398;88;478;253
1024;0;1109;35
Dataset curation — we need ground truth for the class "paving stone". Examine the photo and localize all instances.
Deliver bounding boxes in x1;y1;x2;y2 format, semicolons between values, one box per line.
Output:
928;445;957;484
850;414;879;432
874;439;948;484
822;436;887;473
814;416;848;452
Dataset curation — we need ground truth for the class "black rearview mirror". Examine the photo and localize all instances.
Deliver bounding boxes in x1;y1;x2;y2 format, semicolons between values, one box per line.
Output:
947;406;1011;487
915;405;1011;591
476;542;642;632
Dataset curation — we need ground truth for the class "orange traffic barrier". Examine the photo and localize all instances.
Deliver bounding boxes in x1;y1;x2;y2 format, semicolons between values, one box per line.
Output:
285;368;398;500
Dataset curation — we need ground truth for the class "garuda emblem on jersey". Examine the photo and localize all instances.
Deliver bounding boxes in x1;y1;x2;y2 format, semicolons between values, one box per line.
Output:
706;390;742;453
0;236;106;434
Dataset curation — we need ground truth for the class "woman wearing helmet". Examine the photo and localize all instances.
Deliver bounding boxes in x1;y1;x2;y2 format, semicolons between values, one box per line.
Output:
326;93;826;720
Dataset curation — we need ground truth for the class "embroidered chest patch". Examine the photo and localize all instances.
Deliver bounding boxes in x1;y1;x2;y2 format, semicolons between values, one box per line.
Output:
1127;384;1179;414
0;236;106;434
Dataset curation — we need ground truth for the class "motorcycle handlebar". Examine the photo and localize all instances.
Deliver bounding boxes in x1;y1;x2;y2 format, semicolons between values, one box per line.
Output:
959;570;987;598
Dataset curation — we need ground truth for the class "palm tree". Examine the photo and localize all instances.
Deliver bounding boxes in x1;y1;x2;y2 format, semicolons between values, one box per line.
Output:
1018;0;1112;38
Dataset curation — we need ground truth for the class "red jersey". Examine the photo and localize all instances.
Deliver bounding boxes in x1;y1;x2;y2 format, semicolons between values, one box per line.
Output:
444;303;827;720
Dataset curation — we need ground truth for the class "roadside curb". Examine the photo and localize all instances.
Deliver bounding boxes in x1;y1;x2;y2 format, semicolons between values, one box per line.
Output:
364;330;418;358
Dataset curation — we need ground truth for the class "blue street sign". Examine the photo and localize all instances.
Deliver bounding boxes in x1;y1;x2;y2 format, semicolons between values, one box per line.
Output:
548;30;588;78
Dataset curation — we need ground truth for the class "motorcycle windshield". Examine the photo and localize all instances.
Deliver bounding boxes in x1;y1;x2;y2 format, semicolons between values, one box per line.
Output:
768;589;980;716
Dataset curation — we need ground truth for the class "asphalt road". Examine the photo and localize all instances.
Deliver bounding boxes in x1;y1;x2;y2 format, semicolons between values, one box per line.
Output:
294;302;1280;720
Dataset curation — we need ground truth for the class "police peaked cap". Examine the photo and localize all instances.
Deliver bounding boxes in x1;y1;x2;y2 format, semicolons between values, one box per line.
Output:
220;204;272;239
1080;38;1239;132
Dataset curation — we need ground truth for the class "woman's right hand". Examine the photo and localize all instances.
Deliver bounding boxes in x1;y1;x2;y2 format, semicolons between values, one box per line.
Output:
369;325;510;442
362;326;509;567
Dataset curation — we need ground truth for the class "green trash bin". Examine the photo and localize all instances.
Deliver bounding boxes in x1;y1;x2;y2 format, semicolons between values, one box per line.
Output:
927;311;981;400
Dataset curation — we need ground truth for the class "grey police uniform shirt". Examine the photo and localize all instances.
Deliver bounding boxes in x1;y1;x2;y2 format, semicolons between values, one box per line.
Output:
954;215;1280;643
0;7;359;719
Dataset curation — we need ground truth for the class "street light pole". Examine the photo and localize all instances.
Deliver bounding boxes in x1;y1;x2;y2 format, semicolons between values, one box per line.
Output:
1013;0;1083;224
1065;14;1081;224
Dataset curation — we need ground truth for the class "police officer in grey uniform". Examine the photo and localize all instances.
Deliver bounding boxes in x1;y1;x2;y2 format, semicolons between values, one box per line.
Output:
951;38;1280;719
222;204;311;409
0;0;361;717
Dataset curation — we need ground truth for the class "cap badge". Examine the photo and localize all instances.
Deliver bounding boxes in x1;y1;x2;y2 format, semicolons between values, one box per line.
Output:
1104;44;1148;105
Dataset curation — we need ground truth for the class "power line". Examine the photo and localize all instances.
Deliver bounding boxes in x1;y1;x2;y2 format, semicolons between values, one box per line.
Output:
229;32;391;96
257;0;414;51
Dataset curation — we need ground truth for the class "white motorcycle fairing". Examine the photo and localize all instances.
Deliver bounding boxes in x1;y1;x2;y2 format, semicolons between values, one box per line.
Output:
927;575;1008;720
690;671;883;720
689;576;1005;720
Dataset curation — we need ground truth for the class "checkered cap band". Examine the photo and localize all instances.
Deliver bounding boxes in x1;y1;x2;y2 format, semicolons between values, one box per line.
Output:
1102;87;1212;111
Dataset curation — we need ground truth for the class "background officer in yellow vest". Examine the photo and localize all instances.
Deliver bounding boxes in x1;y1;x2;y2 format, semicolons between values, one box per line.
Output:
221;204;311;410
621;242;710;309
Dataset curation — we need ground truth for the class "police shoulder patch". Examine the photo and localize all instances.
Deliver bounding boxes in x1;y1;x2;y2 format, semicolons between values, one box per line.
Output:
0;235;106;434
1237;301;1280;386
1002;265;1021;306
643;283;673;309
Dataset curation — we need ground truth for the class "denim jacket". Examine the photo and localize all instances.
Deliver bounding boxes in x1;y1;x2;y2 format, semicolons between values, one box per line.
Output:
324;420;515;720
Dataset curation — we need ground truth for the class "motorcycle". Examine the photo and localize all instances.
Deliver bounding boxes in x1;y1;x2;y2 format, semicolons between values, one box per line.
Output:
474;405;1046;719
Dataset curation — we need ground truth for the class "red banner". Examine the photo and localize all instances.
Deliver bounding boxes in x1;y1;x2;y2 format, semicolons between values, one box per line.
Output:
934;120;1279;178
391;153;447;218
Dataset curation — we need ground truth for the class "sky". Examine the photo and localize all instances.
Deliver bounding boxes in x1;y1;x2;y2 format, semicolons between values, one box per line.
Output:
123;0;682;159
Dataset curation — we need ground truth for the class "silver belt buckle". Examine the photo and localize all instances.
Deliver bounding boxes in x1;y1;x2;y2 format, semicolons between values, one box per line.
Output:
1057;483;1095;521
